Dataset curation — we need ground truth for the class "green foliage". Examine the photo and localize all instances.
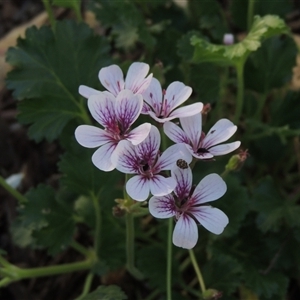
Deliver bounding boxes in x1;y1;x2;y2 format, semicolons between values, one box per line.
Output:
6;20;111;142
190;15;290;66
80;285;127;300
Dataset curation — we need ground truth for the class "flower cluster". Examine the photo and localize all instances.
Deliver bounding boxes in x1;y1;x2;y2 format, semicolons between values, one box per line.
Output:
75;62;241;249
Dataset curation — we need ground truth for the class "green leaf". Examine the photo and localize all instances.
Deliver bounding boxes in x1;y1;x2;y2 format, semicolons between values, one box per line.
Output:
6;20;111;142
52;0;80;10
190;15;290;66
244;36;297;93
17;185;75;255
81;285;127;300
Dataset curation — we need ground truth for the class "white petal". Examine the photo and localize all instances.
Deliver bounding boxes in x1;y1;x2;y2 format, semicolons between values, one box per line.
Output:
115;90;143;129
99;65;124;96
191;206;229;235
201;119;238;149
127;123;151;145
135;125;160;164
164;81;192;112
173;215;198;249
168;103;203;120
75;125;112;148
163;121;190;144
125;62;152;94
149;194;176;218
142;77;162;116
91;142;117;172
192;174;227;205
126;175;150;201
5;173;23;189
157;144;192;171
149;175;176;196
79;85;101;98
111;140;138;174
172;167;192;199
209;141;241;156
88;93;116;128
180;114;202;149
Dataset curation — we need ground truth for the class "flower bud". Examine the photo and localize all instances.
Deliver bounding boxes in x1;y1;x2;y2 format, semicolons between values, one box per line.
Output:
223;33;234;45
225;149;249;172
203;288;223;299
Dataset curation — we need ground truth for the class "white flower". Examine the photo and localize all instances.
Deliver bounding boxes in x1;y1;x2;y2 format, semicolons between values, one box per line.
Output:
149;167;228;249
141;78;203;123
111;126;192;201
79;62;153;98
164;113;241;160
75;90;151;171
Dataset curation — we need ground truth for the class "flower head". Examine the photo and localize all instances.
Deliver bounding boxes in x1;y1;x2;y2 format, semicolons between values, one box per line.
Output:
112;125;192;201
164;113;241;160
142;78;203;123
75;89;151;171
79;62;153;98
149;167;228;249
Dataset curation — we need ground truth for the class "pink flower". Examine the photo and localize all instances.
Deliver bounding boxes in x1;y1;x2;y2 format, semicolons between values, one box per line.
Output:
75;90;151;171
111;126;192;201
149;167;228;249
79;62;153;98
141;78;203;123
164;113;241;160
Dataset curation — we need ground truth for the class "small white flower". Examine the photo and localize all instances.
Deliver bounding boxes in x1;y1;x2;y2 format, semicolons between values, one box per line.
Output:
75;89;151;171
79;62;153;98
141;78;203;123
164;113;241;160
149;167;229;249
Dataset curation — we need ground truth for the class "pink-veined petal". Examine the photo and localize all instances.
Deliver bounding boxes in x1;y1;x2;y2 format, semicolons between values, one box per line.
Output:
115;90;143;130
79;85;101;99
180;114;202;149
88;93;116;128
149;175;176;196
208;141;241;156
157;144;192;171
75;125;112;148
111;140;139;174
91;142;117;172
168;103;203;120
141;102;152;114
135;125;160;164
99;65;124;96
192;174;226;205
172;167;192;199
149;194;176;219
142;78;162;116
126;175;150;201
173;214;198;249
201;119;237;149
191;206;229;235
125;62;152;94
164;81;192;113
163;121;190;144
127;123;151;145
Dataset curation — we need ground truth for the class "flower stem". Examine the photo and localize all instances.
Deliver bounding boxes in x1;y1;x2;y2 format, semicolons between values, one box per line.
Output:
42;0;56;30
234;62;245;124
76;272;94;299
70;240;90;257
91;193;101;258
188;249;206;294
166;218;173;300
0;176;27;204
247;0;256;31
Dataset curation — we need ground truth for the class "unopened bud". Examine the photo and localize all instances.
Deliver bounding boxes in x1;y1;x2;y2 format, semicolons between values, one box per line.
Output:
225;149;249;172
201;103;211;125
112;205;126;218
203;288;223;299
223;33;234;45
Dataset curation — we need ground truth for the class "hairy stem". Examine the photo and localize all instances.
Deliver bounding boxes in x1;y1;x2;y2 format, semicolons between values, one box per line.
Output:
247;0;256;31
42;0;56;30
166;218;173;300
234;62;245;124
188;249;206;294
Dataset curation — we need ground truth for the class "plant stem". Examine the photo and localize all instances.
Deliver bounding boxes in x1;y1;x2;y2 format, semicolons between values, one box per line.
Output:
247;0;256;31
0;176;27;204
0;254;11;268
254;92;268;119
70;240;90;257
188;249;206;294
42;0;56;30
234;62;245;124
91;193;101;258
0;259;93;288
166;218;173;300
73;2;83;22
77;272;94;299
